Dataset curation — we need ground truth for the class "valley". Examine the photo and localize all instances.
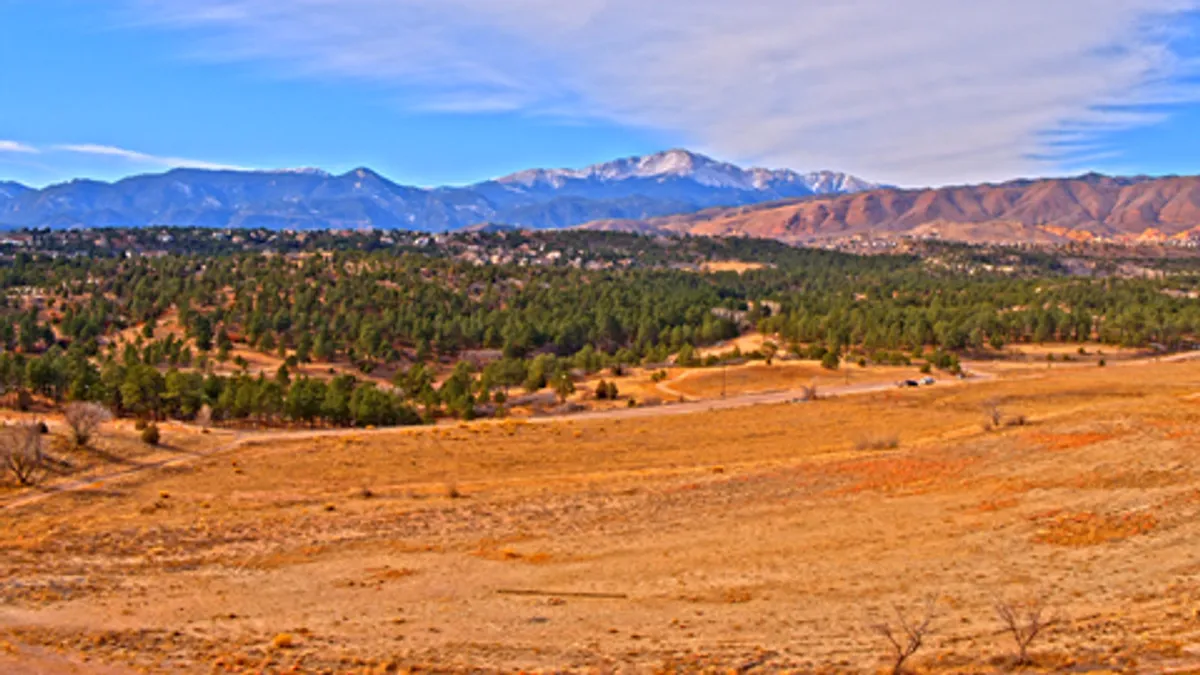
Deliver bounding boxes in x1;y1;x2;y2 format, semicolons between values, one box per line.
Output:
1;228;1200;672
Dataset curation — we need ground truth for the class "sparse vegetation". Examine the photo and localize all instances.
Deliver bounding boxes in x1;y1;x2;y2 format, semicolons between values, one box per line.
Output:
984;399;1029;431
854;433;900;451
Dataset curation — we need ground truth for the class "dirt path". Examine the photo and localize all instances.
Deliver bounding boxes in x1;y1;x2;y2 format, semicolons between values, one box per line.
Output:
1;435;247;511
2;371;987;512
8;350;1198;513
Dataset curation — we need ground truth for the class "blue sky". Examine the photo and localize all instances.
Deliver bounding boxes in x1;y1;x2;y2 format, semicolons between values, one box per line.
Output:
2;0;1200;188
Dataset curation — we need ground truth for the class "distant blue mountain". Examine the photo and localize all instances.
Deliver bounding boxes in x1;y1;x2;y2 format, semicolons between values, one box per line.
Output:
0;181;31;201
0;150;879;231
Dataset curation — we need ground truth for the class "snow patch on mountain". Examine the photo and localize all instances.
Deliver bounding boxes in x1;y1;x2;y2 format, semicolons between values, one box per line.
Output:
496;149;880;195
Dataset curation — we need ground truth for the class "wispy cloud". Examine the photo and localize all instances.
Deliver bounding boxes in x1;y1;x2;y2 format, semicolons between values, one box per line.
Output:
53;143;247;171
0;140;39;154
132;0;1200;185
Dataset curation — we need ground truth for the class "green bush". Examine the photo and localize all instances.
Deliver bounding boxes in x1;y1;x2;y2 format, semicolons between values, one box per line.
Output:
141;423;161;446
820;351;840;371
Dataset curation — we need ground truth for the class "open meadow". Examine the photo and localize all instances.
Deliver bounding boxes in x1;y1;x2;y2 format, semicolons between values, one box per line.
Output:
5;357;1200;673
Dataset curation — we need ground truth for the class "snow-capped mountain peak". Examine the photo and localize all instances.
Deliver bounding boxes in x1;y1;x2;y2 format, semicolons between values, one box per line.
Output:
495;149;879;195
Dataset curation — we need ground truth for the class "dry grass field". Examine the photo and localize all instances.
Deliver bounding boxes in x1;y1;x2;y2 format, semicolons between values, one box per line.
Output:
666;361;916;399
698;261;771;274
5;359;1200;672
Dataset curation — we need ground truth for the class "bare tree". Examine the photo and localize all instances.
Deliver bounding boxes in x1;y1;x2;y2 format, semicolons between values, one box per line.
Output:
63;402;113;447
983;399;1003;430
995;596;1052;666
195;404;213;428
870;595;938;675
1;424;46;486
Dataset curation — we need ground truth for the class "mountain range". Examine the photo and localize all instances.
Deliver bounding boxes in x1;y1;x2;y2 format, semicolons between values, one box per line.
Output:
584;173;1200;245
0;150;878;231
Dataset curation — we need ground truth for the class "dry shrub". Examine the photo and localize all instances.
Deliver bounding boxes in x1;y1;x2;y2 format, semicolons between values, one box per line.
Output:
795;384;818;402
983;399;1004;431
63;402;112;447
984;400;1028;430
271;633;295;649
1028;432;1117;452
854;433;900;451
995;595;1054;666
984;396;1003;427
195;404;213;428
1032;510;1157;546
869;595;938;675
1004;414;1028;427
140;423;161;446
1;423;46;486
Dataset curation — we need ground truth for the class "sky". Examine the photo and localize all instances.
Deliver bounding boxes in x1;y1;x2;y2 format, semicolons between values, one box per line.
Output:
2;0;1200;189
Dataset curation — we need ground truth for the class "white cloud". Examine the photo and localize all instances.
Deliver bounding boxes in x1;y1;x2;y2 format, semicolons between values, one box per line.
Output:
54;143;248;171
132;0;1200;185
0;140;39;154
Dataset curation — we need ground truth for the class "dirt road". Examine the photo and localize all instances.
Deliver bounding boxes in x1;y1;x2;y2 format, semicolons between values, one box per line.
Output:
9;349;1198;512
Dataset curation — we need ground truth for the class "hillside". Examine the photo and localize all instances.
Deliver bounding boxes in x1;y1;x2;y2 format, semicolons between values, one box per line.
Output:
582;173;1200;244
0;150;877;231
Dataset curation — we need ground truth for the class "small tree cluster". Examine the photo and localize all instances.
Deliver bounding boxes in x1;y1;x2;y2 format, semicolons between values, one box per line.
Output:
552;371;576;403
594;379;620;400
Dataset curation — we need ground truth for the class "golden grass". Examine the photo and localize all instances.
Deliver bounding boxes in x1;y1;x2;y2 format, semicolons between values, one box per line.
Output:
1032;509;1159;546
5;360;1200;672
668;360;914;398
699;260;770;274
